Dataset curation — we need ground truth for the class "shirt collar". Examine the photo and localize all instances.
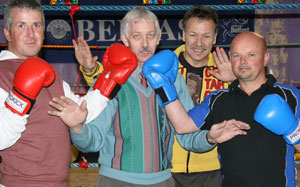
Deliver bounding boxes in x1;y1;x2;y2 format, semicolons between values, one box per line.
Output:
230;74;277;92
0;50;19;61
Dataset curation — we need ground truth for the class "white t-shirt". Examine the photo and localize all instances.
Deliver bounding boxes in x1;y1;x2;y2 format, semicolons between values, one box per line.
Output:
0;50;108;150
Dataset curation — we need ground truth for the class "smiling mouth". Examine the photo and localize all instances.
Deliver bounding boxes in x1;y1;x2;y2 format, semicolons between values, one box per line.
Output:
192;47;206;53
26;42;37;45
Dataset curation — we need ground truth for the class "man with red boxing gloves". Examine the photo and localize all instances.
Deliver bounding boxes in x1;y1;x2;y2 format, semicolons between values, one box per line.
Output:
0;0;137;187
0;0;46;150
152;32;300;187
55;5;193;186
62;7;188;186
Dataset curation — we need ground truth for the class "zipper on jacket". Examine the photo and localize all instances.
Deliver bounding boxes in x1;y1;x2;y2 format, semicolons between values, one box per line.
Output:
186;151;190;173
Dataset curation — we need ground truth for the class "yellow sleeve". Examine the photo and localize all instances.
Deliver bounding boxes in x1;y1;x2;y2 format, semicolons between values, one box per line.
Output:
79;61;103;87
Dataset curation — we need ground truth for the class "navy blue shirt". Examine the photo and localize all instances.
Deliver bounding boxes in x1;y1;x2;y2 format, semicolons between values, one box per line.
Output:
188;74;299;187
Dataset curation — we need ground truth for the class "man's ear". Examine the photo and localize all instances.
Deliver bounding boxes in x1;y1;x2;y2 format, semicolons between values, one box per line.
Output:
156;32;162;45
213;32;217;45
3;28;11;42
121;34;129;47
182;30;186;42
264;52;270;66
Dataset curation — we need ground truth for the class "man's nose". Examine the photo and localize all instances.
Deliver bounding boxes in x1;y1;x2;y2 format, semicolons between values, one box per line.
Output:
196;36;203;46
141;36;149;48
26;26;35;37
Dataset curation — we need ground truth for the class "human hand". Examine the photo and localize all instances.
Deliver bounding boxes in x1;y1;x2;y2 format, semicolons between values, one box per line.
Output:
207;119;250;144
209;47;236;82
48;96;87;132
73;36;98;72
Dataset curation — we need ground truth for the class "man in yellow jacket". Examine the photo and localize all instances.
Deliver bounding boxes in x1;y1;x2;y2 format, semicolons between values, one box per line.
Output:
74;5;236;187
171;6;237;187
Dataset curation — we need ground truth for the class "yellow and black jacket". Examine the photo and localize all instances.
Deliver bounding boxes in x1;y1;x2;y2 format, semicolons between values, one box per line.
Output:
80;62;103;86
172;44;229;173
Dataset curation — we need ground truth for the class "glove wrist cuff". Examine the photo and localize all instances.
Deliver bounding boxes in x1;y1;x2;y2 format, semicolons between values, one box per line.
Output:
107;83;121;99
284;121;300;144
93;75;120;100
5;88;35;116
154;84;178;106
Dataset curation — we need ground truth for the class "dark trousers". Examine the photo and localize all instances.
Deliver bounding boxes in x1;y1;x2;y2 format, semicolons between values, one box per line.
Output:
172;170;222;187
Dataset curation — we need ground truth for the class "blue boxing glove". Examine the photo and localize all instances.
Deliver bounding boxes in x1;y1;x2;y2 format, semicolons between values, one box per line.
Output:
254;94;300;144
142;50;178;106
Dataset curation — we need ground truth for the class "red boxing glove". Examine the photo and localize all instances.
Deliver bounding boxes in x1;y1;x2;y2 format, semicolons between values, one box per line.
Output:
93;43;138;99
5;57;56;116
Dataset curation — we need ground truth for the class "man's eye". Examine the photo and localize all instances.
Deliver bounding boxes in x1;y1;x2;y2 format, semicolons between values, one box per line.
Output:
133;34;140;39
147;33;155;38
17;24;25;29
34;23;42;28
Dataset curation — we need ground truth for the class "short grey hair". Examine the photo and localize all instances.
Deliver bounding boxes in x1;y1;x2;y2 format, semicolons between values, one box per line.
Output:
4;0;45;32
121;6;161;39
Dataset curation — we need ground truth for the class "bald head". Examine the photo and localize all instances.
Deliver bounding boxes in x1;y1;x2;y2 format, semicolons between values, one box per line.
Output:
229;32;270;93
230;32;267;54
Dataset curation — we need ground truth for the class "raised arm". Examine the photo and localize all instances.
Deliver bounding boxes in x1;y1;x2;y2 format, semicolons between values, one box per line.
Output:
1;57;56;149
142;50;199;133
73;37;102;86
164;100;199;133
209;47;236;82
73;36;98;73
